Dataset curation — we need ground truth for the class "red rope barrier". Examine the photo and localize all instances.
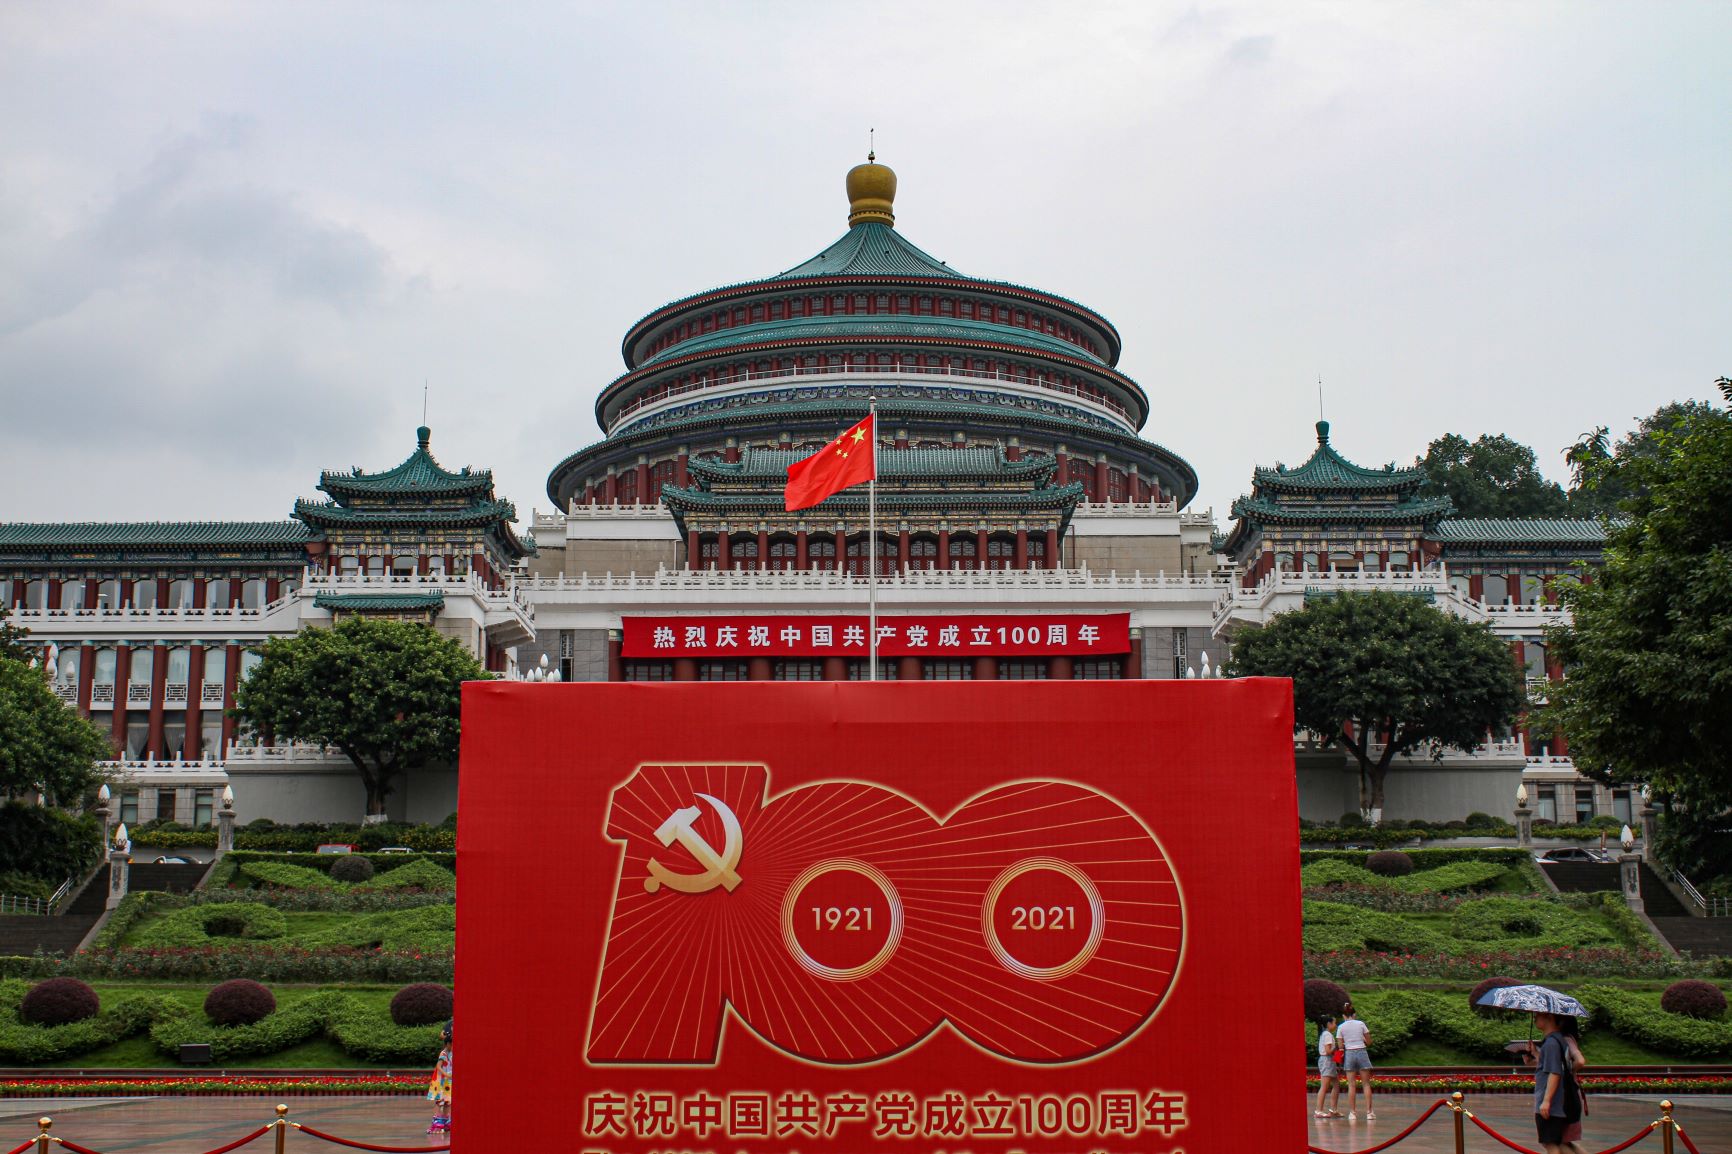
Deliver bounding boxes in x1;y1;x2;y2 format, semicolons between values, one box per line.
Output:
5;1141;36;1154
190;1124;275;1154
291;1123;450;1153
1581;1123;1661;1154
1468;1111;1546;1154
1305;1098;1448;1154
1672;1121;1702;1154
52;1138;108;1154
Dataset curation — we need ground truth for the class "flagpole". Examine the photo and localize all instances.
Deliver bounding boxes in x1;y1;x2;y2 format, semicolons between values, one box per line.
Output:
868;394;879;681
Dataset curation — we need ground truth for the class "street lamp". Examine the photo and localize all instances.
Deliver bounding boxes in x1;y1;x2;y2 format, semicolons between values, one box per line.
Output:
1620;824;1636;854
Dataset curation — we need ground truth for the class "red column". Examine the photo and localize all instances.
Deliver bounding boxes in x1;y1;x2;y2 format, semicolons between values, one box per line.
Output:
724;440;740;463
757;530;769;571
897;528;910;574
718;532;732;572
111;643;130;751
1050;656;1074;680
185;645;205;760
1095;457;1110;499
1127;630;1143;679
607;631;623;682
673;658;698;682
938;529;951;570
146;644;168;758
687;530;702;570
1045;528;1060;570
220;645;241;757
796;531;809;570
833;528;846;568
1055;449;1069;485
1014;529;1029;570
976;528;988;566
675;449;690;488
603;470;617;504
973;656;999;680
823;656;848;681
897;656;923;681
748;657;772;681
77;644;94;716
634;461;649;504
1006;439;1022;462
1470;575;1484;601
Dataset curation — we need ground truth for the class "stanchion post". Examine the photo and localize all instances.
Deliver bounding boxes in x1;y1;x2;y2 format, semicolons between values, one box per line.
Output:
276;1103;289;1154
1450;1091;1465;1154
34;1117;51;1154
1660;1100;1674;1154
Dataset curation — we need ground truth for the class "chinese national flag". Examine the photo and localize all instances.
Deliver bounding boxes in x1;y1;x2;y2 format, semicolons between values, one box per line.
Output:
783;414;876;511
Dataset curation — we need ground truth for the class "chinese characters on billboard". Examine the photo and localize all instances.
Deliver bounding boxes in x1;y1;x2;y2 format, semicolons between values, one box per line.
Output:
621;613;1130;657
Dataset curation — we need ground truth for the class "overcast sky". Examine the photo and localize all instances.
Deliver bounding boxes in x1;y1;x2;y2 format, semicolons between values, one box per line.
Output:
2;2;1726;525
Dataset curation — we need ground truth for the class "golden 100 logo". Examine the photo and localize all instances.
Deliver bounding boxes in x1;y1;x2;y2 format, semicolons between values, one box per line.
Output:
587;763;1183;1067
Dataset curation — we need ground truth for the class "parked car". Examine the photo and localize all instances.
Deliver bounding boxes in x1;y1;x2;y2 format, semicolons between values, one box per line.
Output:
151;856;191;865
1533;847;1612;864
377;846;414;855
315;843;359;855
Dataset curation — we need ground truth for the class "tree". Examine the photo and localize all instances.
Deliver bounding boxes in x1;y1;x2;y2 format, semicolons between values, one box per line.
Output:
232;617;490;819
1546;380;1732;866
1415;433;1569;518
0;608;29;663
1565;398;1732;516
1227;590;1524;823
0;653;112;806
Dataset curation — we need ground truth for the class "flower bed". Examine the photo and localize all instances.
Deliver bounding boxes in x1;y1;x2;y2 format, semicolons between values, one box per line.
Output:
1302;1073;1732;1093
0;1074;431;1096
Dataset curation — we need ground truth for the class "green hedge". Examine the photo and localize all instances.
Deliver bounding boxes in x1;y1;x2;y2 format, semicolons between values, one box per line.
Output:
130;821;456;853
236;859;455;894
1577;984;1732;1058
1300;859;1509;894
1449;897;1621;950
130;903;290;948
1302;901;1444;953
1301;848;1533;866
226;851;454;874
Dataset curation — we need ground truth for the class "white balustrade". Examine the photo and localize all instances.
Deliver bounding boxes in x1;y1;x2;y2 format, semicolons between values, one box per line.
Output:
125;683;152;706
201;683;226;705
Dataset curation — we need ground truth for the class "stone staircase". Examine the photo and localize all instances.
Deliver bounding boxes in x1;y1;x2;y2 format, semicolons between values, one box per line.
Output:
0;861;209;958
1539;862;1619;892
1541;859;1732;957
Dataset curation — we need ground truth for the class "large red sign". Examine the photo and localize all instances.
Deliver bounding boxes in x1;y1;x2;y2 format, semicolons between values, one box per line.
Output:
458;680;1301;1154
621;613;1129;657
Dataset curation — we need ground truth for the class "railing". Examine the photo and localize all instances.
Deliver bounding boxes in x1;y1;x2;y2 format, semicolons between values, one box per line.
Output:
301;571;533;614
527;563;1233;591
201;682;227;705
1671;867;1732;917
8;594;298;623
609;362;1138;428
0;876;72;916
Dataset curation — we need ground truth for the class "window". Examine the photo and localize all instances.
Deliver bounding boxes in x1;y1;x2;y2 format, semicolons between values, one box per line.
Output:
427;555;446;576
24;580;47;610
340;556;361;577
93;648;117;685
1483;575;1508;604
846;537;895;577
207;578;231;608
240;579;266;609
1329;552;1358;571
1534;784;1557;822
392;556;418;577
55;649;79;690
774;661;824;681
698;662;748;682
985;536;1016;571
624;661;674;682
240;650;263;682
807;538;836;571
166;647;191;685
1575;786;1596;825
61;580;85;611
559;632;575;684
163;714;187;760
97;579;123;610
1524;642;1548;680
1172;630;1188;679
731;537;759;571
129;648;153;684
908;537;938;571
1074;659;1123;680
119;790;139;825
201;723;223;759
132;580;157;611
1362;553;1381;572
153;788;175;822
999;660;1048;680
847;661;898;680
1027;536;1046;570
366;556;385;577
1388;551;1410;570
203;646;227;688
1521;574;1546;605
1275;552;1294;572
1301;553;1320;571
1450;574;1472;598
125;722;150;761
924;661;973;681
1612;789;1633;825
194;789;215;829
168;579;195;609
948;537;977;570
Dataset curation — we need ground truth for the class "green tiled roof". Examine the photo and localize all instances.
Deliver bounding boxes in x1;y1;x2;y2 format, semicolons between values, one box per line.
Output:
1432;517;1614;544
313;592;445;611
775;222;959;280
661;482;1083;514
690;446;1053;482
637;314;1106;368
294;499;519;529
0;521;312;548
319;427;493;498
1228;495;1455;525
1253;421;1425;494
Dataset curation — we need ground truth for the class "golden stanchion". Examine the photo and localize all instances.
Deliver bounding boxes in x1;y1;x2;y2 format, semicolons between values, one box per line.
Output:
33;1117;51;1154
1449;1091;1466;1154
1659;1100;1674;1154
276;1104;290;1154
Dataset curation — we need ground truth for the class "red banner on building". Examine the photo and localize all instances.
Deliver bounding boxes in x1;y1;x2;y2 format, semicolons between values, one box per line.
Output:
457;680;1303;1153
621;612;1129;657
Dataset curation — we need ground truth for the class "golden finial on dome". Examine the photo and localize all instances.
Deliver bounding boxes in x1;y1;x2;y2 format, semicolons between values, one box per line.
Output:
846;134;896;229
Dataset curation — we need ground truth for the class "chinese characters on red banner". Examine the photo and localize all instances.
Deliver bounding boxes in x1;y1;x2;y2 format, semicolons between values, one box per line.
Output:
621;613;1129;657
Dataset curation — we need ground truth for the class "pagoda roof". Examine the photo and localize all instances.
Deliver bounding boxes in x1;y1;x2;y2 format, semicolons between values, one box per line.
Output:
1432;517;1614;544
775;222;959;280
0;521;312;548
1228;494;1456;526
313;591;446;612
318;427;494;499
293;499;520;531
660;482;1084;515
1252;421;1426;494
637;314;1107;369
690;446;1055;483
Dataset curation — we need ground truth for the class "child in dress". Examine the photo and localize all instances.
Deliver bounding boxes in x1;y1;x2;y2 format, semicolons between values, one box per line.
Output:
428;1020;453;1135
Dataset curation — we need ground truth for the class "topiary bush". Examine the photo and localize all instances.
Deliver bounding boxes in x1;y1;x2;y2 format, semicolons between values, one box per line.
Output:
1467;975;1524;1017
1366;851;1415;877
329;855;375;884
1339;812;1368;828
1302;978;1350;1023
19;978;100;1026
390;983;454;1026
1463;812;1497;830
205;979;276;1026
1660;980;1728;1020
129;902;288;947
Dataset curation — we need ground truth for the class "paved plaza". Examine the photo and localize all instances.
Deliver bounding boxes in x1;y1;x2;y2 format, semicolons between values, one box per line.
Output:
0;1092;1726;1152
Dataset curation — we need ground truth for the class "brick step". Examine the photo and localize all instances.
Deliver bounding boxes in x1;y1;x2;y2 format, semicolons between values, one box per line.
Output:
0;913;99;957
1637;863;1691;919
1539;862;1619;892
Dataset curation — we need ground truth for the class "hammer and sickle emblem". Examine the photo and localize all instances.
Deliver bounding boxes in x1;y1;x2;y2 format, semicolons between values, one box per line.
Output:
644;793;744;895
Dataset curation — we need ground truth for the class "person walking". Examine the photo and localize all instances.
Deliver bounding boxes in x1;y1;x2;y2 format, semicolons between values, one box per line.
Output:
1313;1014;1343;1118
1336;1002;1374;1121
1557;1014;1589;1154
427;1020;453;1135
1532;1011;1580;1154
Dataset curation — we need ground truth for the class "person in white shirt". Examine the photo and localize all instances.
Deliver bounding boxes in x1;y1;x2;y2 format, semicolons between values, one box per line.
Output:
1336;1002;1374;1121
1314;1014;1343;1118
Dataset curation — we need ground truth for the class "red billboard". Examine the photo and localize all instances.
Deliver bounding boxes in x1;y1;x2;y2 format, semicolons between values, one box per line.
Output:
457;680;1301;1153
621;612;1130;658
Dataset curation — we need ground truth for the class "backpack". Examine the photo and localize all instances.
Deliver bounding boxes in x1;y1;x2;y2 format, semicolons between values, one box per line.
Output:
1541;1034;1581;1122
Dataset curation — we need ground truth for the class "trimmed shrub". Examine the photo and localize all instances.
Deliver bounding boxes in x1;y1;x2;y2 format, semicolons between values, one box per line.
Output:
391;983;454;1026
1660;980;1728;1020
1463;812;1498;830
205;979;276;1026
1467;975;1524;1017
1366;851;1415;877
19;978;99;1026
329;856;375;884
1339;812;1368;828
1450;897;1620;949
129;902;288;948
239;862;338;891
371;860;456;892
1303;978;1350;1024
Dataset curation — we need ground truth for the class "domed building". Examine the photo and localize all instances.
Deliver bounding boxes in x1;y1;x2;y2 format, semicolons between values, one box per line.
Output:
537;156;1203;579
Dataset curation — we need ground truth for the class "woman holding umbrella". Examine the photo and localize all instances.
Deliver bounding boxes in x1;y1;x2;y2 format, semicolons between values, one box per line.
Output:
1474;984;1585;1154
